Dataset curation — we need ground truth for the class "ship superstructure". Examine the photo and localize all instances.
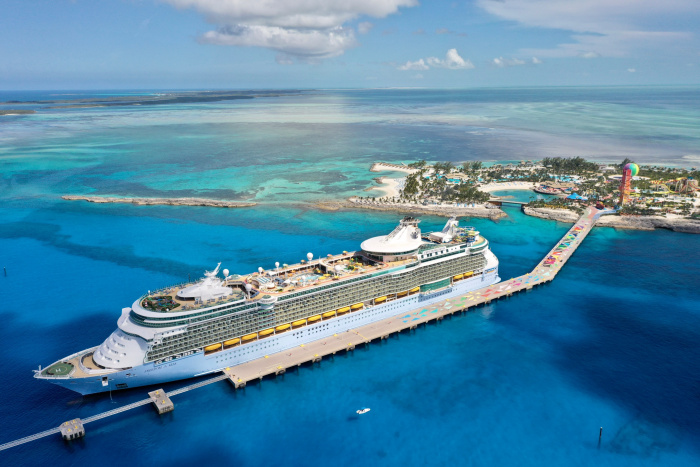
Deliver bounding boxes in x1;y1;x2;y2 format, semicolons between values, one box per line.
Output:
36;217;500;394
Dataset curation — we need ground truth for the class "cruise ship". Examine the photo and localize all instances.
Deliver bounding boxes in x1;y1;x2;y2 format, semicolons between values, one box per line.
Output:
36;217;500;395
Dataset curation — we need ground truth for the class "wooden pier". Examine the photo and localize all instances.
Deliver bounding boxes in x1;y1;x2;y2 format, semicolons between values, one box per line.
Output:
0;208;600;452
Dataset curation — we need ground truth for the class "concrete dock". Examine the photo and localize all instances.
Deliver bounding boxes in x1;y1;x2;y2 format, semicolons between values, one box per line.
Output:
148;389;174;414
0;208;600;452
59;419;85;441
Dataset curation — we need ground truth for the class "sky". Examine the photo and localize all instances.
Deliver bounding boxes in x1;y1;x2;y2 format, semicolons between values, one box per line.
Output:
1;0;699;89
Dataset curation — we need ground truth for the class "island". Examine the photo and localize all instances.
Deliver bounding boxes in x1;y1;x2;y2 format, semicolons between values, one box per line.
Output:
346;158;700;233
1;90;302;110
0;109;35;115
62;195;257;208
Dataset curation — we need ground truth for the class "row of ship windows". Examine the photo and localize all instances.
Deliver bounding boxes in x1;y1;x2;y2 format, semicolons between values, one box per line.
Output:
153;290;463;356
212;300;410;362
154;295;420;361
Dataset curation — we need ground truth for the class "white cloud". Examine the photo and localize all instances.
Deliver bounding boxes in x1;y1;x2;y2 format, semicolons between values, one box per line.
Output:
492;57;526;67
532;56;542;64
163;0;418;59
628;68;637;73
398;59;429;71
412;73;424;79
358;22;373;34
436;28;453;35
477;0;699;58
427;49;475;69
201;25;357;59
398;49;474;71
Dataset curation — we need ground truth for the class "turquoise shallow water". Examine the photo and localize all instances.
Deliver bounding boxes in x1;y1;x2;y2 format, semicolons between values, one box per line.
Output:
1;88;700;465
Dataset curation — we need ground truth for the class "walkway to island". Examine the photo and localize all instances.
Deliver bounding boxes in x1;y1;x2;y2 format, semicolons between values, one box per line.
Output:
0;208;601;452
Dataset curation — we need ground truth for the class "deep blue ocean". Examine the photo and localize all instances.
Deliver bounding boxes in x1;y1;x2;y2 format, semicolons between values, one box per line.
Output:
1;88;699;466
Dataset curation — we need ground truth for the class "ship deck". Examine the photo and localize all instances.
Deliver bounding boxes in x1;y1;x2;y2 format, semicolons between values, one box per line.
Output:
137;229;479;315
143;252;419;313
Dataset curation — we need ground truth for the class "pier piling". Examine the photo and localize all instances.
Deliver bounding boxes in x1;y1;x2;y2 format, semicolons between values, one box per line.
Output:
148;389;174;414
59;419;85;441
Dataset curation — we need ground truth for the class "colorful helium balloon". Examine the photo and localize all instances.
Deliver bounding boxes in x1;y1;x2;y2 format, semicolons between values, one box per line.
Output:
623;162;639;176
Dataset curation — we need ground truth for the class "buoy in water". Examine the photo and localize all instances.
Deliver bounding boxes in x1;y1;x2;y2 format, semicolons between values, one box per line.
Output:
356;408;371;415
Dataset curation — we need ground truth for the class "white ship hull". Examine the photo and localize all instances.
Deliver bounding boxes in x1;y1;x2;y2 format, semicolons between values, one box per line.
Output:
44;270;499;395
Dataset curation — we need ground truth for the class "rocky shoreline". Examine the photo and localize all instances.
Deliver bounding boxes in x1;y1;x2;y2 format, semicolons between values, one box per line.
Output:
62;195;257;208
315;198;508;220
523;207;700;233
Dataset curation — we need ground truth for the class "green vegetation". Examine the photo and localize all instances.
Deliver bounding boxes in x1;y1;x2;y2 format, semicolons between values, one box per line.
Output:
541;157;599;174
400;166;489;204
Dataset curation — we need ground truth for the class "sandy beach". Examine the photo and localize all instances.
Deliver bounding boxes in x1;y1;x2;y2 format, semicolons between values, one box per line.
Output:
370;162;420;175
366;176;402;198
479;181;536;193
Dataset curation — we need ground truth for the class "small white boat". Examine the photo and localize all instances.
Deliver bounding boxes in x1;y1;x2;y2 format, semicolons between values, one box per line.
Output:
356;408;371;415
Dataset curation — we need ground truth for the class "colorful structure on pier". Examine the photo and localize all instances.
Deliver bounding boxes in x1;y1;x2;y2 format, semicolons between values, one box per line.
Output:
618;162;639;206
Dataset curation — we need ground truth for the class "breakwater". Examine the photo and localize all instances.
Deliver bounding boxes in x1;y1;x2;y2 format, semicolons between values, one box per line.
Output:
62;195;257;208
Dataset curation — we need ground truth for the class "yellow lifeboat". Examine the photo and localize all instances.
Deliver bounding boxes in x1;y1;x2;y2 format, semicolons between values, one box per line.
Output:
322;311;336;319
350;303;363;310
409;286;420;294
292;319;307;328
464;271;474;277
453;274;464;281
374;296;387;304
223;338;240;348
204;343;222;353
307;315;321;323
259;328;274;337
337;306;351;314
275;324;291;332
397;291;408;297
242;333;257;342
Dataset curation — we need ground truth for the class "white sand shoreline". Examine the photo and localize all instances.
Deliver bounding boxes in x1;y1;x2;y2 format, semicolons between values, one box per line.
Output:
479;181;536;193
366;176;402;198
370;162;420;175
